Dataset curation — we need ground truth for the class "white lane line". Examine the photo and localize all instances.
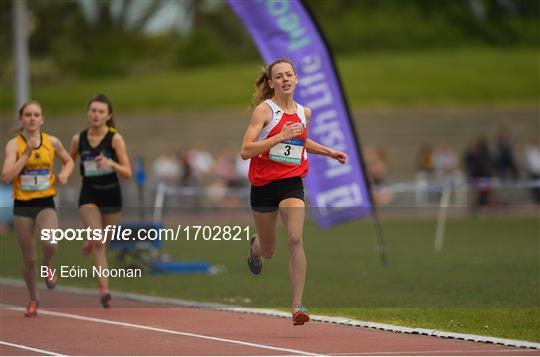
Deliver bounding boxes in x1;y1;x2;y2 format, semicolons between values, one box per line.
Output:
329;349;530;355
1;305;320;356
0;340;67;356
2;277;537;351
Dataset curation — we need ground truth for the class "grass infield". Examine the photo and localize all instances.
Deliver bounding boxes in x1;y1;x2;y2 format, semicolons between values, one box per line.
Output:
1;47;537;113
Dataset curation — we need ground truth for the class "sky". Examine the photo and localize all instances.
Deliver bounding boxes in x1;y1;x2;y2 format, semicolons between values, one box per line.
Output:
78;0;203;34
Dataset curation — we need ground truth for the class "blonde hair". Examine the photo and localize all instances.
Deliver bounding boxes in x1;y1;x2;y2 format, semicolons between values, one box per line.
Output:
251;57;296;109
14;100;43;134
18;100;42;118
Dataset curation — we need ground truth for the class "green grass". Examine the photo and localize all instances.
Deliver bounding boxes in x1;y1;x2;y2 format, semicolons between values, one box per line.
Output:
1;215;539;341
311;308;540;343
338;47;539;107
1;47;537;113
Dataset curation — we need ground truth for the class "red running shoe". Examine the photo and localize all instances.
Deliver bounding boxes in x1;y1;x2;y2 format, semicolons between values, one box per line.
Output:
24;300;39;317
82;241;93;256
292;305;310;326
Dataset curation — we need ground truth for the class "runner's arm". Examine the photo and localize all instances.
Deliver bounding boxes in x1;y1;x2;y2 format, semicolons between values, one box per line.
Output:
303;107;347;164
1;139;31;183
50;136;74;185
110;133;133;180
69;133;80;162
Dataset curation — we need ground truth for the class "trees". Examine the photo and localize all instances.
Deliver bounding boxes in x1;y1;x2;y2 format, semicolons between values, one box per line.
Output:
1;0;537;80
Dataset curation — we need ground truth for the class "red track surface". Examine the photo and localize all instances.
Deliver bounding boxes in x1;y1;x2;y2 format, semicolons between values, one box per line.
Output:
0;284;537;356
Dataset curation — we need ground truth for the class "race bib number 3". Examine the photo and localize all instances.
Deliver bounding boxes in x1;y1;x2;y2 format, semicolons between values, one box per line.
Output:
20;169;50;191
83;159;113;177
269;138;304;165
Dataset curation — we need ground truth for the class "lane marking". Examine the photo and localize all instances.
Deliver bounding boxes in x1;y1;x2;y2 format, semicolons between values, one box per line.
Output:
1;305;320;356
0;340;67;356
2;278;539;350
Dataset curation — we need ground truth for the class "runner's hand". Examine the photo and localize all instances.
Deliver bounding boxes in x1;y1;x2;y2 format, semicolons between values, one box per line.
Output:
96;154;114;169
331;150;348;164
57;173;68;185
23;137;39;156
279;122;303;141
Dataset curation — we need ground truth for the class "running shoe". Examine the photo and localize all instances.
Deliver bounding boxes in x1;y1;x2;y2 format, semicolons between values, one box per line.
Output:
292;305;310;326
44;266;58;290
100;291;112;308
247;234;262;275
24;300;39;318
82;241;93;256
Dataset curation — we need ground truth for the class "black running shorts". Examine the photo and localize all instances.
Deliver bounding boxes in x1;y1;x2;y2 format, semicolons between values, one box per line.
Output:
78;183;122;214
250;177;304;213
14;196;56;218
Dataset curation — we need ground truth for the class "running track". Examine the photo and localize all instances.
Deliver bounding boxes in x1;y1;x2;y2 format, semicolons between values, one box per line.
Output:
0;284;537;356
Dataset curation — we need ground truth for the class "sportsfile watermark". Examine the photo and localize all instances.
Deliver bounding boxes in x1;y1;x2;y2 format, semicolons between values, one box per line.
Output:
40;225;252;245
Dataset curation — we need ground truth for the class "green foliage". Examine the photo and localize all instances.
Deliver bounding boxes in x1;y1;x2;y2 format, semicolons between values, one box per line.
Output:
0;47;536;112
305;0;539;52
1;0;538;81
0;1;12;62
175;27;233;68
173;4;258;68
1;0;172;78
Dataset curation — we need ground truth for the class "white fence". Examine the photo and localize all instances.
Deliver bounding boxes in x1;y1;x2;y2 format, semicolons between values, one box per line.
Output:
150;178;540;222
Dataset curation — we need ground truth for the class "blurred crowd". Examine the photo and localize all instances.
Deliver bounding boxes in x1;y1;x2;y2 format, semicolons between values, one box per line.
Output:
461;130;540;207
150;129;540;210
364;128;540;208
151;146;249;208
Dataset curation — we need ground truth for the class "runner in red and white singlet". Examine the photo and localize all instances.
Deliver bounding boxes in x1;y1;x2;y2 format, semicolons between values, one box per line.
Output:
240;58;348;326
249;98;308;186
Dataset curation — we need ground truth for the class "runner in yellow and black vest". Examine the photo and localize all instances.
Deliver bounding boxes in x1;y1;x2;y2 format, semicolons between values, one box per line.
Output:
1;101;74;317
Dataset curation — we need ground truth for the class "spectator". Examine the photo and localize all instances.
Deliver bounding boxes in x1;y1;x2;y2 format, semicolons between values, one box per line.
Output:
434;143;467;207
434;143;458;181
363;145;392;205
214;148;239;186
235;152;250;187
179;150;196;186
152;149;182;211
209;148;241;208
416;143;434;174
188;145;215;184
364;145;387;186
152;149;182;186
523;138;540;205
464;137;494;208
494;129;519;181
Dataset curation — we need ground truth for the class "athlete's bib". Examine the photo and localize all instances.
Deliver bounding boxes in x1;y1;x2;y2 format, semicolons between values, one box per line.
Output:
83;157;113;177
269;138;304;165
20;169;50;191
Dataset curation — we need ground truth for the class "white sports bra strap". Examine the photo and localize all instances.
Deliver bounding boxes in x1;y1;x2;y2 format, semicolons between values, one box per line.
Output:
296;103;307;126
258;99;284;141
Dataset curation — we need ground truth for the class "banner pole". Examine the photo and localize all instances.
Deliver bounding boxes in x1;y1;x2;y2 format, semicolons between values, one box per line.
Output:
300;0;388;266
370;205;388;265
